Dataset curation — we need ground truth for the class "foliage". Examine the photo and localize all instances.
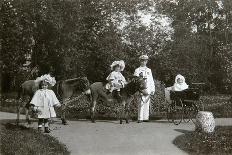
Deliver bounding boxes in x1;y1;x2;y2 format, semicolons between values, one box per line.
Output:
156;0;232;93
1;0;232;94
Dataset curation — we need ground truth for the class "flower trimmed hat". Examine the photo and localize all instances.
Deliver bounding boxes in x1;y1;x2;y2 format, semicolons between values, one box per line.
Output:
110;60;125;71
35;74;56;86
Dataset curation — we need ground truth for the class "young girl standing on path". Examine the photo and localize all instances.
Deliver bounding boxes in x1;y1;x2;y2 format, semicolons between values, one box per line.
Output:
30;74;60;133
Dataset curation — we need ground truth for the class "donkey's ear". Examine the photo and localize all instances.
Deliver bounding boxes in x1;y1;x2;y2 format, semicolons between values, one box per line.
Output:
128;75;138;83
83;76;88;80
127;75;134;82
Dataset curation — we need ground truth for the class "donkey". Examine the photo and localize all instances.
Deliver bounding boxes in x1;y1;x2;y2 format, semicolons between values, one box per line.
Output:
17;77;90;125
88;76;147;124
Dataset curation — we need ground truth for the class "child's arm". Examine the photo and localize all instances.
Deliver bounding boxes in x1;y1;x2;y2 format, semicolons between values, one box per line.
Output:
50;90;61;107
30;90;40;106
106;72;115;82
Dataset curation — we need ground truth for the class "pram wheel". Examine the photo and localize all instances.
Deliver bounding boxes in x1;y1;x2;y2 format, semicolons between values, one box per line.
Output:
166;104;173;123
171;99;183;125
183;104;191;123
183;101;198;123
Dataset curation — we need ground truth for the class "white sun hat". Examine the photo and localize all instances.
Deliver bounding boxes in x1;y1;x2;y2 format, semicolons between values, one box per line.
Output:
173;74;189;91
110;60;125;71
35;74;56;86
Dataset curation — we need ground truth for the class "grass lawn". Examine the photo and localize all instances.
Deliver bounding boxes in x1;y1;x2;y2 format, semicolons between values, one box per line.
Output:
0;122;70;155
173;126;232;155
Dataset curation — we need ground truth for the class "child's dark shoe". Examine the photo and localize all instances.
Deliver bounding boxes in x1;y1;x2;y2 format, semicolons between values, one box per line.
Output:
38;127;43;132
44;127;50;133
61;119;68;125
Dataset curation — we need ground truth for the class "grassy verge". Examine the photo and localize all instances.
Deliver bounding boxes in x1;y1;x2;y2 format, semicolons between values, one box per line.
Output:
173;126;232;155
0;122;70;155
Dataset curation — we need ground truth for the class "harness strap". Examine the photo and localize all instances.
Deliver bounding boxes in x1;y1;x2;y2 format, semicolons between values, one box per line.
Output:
63;92;85;105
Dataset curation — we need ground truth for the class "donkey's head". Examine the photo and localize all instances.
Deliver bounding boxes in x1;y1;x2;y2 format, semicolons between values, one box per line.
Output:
126;76;147;95
78;77;90;92
65;77;90;93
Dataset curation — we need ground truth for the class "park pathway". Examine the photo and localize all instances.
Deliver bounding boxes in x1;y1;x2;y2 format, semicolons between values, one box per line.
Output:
1;112;232;155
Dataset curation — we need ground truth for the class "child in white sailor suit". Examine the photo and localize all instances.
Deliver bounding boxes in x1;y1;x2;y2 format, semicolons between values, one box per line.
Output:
134;55;155;123
106;60;127;95
30;74;60;133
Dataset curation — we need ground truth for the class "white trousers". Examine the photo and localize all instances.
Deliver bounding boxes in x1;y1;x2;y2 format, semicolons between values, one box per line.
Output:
138;95;150;121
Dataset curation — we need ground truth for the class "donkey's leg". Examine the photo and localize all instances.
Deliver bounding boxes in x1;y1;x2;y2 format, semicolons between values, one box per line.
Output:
16;101;21;125
125;97;133;124
61;99;68;125
25;108;31;124
119;100;126;124
25;99;32;124
125;103;130;124
90;91;98;123
90;100;97;123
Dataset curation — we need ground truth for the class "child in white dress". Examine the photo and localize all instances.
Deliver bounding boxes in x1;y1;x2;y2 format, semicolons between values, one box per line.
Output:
165;74;189;103
30;74;60;133
106;60;127;94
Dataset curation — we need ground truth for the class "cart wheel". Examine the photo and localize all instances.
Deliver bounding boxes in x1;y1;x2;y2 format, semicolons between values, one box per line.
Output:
189;103;198;124
183;105;191;123
166;104;173;123
172;100;183;125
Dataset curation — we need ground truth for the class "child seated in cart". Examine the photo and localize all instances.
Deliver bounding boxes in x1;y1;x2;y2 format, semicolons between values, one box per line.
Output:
165;74;189;103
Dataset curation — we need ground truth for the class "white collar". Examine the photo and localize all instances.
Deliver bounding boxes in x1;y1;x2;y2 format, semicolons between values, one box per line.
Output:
139;66;148;69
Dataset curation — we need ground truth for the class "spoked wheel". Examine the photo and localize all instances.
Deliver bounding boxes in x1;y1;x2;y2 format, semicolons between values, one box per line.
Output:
189;103;199;124
167;104;173;123
183;104;191;123
172;99;183;125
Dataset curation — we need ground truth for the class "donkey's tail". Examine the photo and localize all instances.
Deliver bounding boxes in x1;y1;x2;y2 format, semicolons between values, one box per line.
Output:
17;85;22;100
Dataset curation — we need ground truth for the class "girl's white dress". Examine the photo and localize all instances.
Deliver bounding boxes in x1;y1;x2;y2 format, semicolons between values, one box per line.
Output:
30;89;60;119
106;71;126;91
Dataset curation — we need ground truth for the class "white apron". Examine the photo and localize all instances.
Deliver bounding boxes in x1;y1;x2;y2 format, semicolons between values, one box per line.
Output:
134;66;155;120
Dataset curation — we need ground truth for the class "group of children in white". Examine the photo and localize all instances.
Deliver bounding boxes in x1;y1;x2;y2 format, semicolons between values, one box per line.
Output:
30;55;189;132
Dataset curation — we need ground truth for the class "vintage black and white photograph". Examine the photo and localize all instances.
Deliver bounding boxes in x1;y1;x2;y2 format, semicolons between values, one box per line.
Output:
0;0;232;154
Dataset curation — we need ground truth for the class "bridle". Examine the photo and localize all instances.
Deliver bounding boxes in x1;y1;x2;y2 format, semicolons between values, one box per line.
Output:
137;77;151;105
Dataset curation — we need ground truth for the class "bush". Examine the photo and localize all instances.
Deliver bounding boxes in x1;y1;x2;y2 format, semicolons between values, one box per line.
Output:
173;126;232;155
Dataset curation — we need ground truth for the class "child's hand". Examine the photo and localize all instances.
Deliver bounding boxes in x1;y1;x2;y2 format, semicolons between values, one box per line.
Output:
37;109;42;115
150;91;155;95
56;104;61;108
33;107;37;113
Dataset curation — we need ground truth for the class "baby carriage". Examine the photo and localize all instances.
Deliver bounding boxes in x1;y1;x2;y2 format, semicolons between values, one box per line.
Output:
166;87;201;125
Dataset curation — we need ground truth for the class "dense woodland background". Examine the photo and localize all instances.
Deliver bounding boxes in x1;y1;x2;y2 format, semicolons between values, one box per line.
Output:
1;0;232;94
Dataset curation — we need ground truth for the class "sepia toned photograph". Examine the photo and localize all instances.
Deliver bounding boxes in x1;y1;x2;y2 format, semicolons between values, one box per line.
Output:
0;0;232;154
